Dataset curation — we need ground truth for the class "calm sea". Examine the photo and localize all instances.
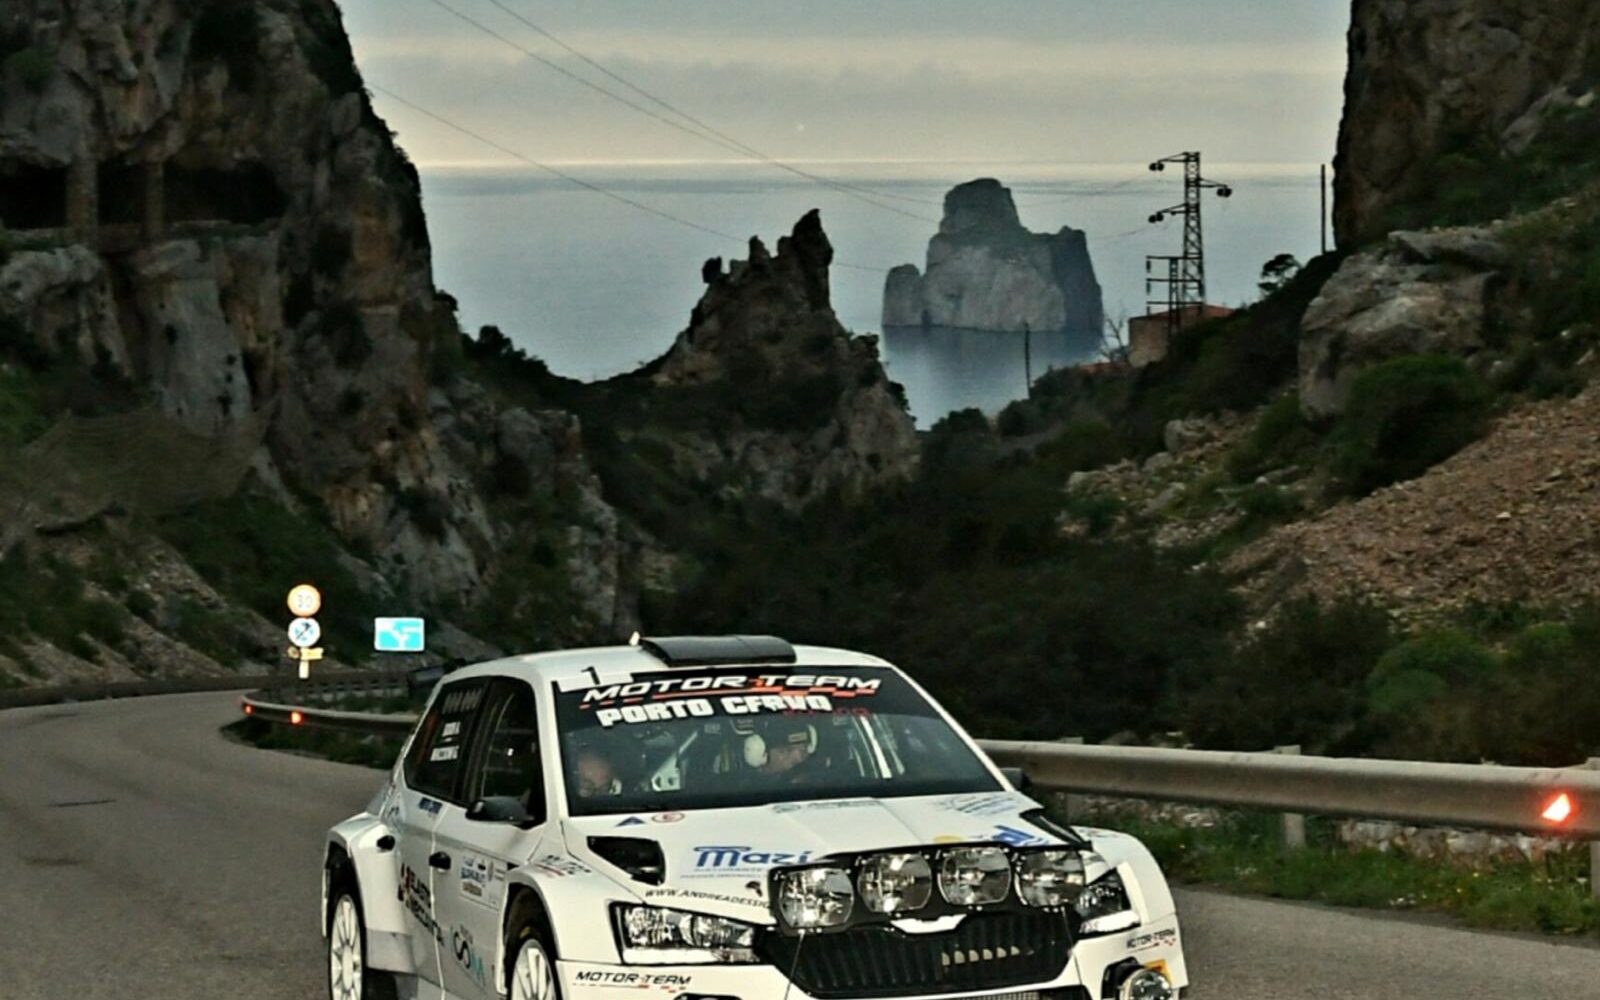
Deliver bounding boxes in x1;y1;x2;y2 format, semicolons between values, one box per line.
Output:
418;161;1328;423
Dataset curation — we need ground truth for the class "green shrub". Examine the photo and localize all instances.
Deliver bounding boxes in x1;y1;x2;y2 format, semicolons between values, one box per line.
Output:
166;598;244;667
0;549;127;660
156;492;383;662
1327;355;1492;496
4;46;53;92
1186;597;1395;753
1228;393;1316;483
1369;629;1497;716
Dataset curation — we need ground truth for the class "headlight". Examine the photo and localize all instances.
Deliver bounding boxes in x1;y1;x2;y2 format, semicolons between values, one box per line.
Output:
613;905;757;963
1014;849;1086;908
777;867;854;930
857;852;933;914
937;846;1011;906
1074;870;1139;935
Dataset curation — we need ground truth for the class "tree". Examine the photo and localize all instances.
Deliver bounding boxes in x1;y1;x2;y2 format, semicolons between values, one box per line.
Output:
1097;312;1130;364
1258;253;1302;296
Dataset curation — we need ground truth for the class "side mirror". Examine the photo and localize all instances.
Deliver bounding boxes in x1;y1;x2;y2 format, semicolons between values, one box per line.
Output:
466;795;540;829
1000;766;1032;793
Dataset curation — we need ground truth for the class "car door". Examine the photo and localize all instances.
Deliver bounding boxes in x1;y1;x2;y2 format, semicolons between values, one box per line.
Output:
432;677;549;999
397;679;492;992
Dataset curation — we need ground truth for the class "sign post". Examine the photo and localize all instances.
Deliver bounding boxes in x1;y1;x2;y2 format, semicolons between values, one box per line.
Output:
285;584;325;680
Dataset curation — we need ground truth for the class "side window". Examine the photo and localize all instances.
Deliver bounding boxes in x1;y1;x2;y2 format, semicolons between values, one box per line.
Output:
464;680;544;821
404;680;487;802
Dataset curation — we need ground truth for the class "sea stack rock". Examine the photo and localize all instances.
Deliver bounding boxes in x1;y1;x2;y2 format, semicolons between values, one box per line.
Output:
882;178;1103;334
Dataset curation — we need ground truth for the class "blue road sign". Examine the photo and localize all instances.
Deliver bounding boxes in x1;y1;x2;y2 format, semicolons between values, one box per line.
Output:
374;617;426;653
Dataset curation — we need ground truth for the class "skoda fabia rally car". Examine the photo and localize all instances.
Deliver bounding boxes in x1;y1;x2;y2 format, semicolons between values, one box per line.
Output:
323;636;1187;1000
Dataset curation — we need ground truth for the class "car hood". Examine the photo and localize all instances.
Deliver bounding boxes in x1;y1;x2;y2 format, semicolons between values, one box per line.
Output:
560;790;1068;924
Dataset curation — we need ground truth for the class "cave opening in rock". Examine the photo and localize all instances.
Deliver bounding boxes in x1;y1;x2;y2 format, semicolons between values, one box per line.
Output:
163;161;285;224
97;160;146;226
0;162;68;229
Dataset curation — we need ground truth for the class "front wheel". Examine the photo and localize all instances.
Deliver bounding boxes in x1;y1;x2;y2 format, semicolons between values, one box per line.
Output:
508;934;560;1000
328;885;397;1000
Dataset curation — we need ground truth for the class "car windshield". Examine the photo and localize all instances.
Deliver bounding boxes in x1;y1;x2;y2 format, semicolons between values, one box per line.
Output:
554;665;1001;815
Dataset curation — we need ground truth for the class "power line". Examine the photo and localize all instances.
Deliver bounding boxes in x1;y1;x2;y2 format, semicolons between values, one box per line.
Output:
368;84;743;243
478;0;950;211
415;0;937;224
368;83;898;275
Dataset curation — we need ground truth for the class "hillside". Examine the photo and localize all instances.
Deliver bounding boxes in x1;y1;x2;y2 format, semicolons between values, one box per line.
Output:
0;0;911;685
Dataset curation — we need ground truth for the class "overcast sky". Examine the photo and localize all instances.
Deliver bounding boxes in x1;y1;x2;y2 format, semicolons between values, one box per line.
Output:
340;0;1351;169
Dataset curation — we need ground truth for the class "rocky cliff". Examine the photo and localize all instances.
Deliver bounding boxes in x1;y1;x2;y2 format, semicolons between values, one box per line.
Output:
646;210;918;505
0;1;916;686
0;0;499;601
882;179;1102;334
1335;0;1600;245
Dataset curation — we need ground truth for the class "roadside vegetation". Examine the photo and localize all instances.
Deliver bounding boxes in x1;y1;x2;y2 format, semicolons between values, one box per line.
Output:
224;716;403;770
1064;805;1600;938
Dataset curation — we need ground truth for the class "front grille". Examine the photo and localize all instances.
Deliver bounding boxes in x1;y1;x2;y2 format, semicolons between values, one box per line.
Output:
756;912;1072;999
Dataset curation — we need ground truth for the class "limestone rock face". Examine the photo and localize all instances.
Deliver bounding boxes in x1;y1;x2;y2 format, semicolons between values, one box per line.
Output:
0;0;492;601
882;179;1102;334
0;247;126;372
1335;0;1600;245
1299;225;1505;418
654;210;918;504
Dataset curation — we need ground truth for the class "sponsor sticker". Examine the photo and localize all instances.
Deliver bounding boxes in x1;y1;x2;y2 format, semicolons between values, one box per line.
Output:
652;812;686;824
580;674;881;729
429;745;460;763
573;970;694;993
1127;928;1178;953
987;824;1050;847
690;845;814;875
451;925;488;987
642;886;766;910
937;793;1021;817
772;798;876;814
419;797;442;815
531;855;591;878
458;854;503;908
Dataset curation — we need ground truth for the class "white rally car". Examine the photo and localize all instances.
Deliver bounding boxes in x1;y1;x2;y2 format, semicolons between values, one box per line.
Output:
324;636;1186;1000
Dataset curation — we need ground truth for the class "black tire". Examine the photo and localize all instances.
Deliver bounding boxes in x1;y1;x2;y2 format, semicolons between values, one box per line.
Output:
327;872;399;1000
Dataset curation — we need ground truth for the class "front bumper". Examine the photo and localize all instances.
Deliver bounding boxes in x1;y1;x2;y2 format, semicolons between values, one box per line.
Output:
557;914;1186;1000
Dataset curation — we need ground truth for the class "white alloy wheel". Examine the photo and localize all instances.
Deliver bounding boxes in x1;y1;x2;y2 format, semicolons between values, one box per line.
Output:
510;937;558;1000
329;893;365;1000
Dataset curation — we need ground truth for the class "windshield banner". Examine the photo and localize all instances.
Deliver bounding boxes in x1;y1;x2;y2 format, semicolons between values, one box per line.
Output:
576;673;882;728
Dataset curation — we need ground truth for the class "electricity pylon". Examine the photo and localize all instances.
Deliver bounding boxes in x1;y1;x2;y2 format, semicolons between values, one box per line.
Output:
1144;152;1233;333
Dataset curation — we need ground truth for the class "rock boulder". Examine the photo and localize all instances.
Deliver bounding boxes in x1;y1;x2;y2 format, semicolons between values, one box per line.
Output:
882;179;1102;334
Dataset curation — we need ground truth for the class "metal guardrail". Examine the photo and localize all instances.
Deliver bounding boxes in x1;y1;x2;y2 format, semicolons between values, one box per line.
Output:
978;740;1600;840
235;680;1600;843
0;670;400;711
241;693;417;737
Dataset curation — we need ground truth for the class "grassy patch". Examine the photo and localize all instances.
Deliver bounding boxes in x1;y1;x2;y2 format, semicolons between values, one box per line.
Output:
0;548;128;661
224;717;402;770
1326;355;1493;496
1069;807;1600;938
155;492;383;662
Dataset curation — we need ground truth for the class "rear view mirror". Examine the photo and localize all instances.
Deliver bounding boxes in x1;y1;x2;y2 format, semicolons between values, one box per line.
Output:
467;795;540;829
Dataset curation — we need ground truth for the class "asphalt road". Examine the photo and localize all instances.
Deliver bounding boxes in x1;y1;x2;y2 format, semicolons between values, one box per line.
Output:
2;693;1597;999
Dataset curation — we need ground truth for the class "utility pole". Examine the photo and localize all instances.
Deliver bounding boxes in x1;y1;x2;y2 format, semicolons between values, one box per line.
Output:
1023;323;1032;393
1321;163;1329;255
1144;152;1233;336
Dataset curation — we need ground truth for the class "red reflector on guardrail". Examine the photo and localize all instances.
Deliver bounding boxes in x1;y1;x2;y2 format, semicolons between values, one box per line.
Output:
1542;793;1574;824
290;710;304;726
